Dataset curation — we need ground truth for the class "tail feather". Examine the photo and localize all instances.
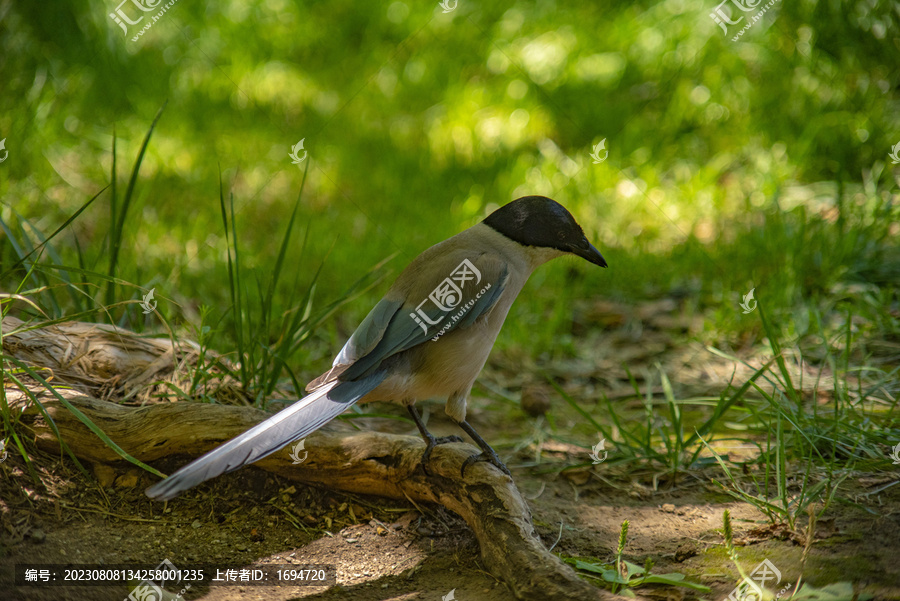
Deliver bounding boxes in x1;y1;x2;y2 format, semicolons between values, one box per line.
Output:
145;372;385;501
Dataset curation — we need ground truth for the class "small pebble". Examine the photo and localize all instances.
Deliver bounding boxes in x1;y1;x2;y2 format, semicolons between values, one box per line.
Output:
520;382;552;417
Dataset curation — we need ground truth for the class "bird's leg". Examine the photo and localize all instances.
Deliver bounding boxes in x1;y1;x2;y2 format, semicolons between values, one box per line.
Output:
456;419;512;477
407;405;463;472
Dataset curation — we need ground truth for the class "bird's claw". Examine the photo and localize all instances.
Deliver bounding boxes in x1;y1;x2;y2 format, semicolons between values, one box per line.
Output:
460;450;511;477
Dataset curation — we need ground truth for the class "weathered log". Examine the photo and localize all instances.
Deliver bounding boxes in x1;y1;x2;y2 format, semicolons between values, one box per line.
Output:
7;391;620;600
3;316;627;600
1;316;247;404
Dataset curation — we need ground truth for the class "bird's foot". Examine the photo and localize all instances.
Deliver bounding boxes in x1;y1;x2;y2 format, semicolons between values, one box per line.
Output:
420;434;464;473
460;448;512;477
408;405;463;474
434;434;464;445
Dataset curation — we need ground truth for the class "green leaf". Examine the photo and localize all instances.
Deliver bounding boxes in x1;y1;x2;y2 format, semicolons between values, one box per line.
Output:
621;560;645;580
639;573;711;592
573;560;607;575
791;582;872;601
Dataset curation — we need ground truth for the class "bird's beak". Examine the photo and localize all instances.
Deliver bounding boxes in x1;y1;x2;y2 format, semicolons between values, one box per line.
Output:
571;239;607;267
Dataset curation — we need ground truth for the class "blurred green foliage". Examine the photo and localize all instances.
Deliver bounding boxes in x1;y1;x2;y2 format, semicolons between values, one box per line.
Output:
1;0;898;381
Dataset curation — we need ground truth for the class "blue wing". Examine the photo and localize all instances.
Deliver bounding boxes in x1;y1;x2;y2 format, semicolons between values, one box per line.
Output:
321;255;510;384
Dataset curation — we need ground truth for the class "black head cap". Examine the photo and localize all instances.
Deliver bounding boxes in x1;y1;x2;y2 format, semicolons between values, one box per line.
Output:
482;196;607;267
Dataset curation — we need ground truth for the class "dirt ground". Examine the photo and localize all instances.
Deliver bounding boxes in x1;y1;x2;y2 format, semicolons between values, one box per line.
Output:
3;439;898;601
2;299;898;600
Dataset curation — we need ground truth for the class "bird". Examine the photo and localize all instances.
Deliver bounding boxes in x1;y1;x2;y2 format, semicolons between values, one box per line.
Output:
146;195;606;501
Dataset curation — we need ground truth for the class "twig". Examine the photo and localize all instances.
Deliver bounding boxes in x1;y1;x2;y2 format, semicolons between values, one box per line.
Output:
548;520;565;552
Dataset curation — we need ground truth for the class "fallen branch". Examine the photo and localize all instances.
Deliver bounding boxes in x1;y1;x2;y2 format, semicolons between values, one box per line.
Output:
1;316;247;404
3;316;624;600
8;391;618;600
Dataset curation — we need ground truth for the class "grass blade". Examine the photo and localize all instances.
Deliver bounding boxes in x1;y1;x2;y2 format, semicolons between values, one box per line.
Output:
105;102;167;306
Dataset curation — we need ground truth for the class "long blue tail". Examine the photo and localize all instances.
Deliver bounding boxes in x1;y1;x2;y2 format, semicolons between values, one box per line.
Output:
145;373;385;501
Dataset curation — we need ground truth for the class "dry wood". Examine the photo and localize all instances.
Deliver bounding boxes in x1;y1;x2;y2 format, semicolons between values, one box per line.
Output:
1;316;248;404
3;316;627;600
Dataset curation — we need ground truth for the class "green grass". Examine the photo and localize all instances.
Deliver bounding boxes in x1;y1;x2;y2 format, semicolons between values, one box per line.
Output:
0;126;392;477
565;519;710;594
551;290;897;528
3;1;898;350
